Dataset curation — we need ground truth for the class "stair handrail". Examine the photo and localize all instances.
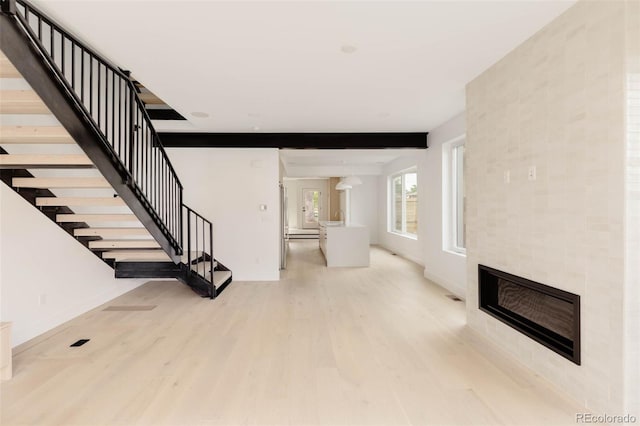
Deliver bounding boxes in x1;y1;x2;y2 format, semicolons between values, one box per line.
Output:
1;0;183;254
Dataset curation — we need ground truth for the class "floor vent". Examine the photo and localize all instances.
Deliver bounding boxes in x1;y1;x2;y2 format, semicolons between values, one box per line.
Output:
103;305;156;311
70;339;90;347
445;294;462;302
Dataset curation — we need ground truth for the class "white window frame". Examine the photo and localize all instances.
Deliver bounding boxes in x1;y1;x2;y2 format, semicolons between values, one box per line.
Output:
388;167;418;239
442;135;466;255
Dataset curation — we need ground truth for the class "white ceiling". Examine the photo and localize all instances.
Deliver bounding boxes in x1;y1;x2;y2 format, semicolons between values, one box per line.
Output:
34;0;575;133
280;149;422;176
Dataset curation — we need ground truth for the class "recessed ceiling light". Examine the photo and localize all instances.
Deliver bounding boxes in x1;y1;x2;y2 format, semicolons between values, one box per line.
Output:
340;44;357;54
191;111;209;118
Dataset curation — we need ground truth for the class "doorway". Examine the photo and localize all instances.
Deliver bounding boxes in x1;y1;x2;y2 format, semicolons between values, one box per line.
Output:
302;189;321;229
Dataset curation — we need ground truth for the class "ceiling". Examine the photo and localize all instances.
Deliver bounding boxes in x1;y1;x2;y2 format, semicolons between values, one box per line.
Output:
280;149;421;176
33;0;576;134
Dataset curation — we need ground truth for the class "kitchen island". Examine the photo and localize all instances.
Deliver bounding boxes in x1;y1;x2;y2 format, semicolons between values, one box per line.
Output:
319;222;370;267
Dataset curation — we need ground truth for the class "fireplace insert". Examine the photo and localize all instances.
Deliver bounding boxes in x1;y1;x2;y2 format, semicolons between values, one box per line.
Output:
478;265;580;364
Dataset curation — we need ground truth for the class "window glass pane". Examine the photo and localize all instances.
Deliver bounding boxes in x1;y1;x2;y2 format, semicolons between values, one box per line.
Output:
455;146;465;248
393;175;403;232
404;172;417;235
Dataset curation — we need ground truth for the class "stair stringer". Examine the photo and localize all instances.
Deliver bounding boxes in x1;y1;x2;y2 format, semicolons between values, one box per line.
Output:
0;11;180;263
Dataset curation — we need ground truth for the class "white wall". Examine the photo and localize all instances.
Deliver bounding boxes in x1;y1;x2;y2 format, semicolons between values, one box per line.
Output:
283;179;329;229
167;148;280;281
349;176;378;245
0;184;144;347
377;156;425;265
423;113;467;298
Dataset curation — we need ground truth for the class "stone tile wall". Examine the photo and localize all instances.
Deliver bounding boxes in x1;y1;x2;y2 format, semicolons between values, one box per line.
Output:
466;0;634;413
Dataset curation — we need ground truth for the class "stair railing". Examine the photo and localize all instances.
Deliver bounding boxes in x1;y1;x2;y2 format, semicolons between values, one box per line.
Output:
4;0;183;253
184;205;215;293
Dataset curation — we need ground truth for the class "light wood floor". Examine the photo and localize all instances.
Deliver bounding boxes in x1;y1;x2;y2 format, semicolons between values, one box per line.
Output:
1;242;585;426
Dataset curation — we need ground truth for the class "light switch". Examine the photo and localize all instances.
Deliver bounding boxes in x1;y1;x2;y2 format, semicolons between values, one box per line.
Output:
504;170;511;184
528;166;537;181
259;204;267;211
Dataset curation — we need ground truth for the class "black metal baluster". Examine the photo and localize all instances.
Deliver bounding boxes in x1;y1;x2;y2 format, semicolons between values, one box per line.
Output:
163;161;167;226
97;62;101;130
104;69;110;143
138;112;143;186
106;67;110;144
195;214;199;275
24;5;29;29
179;188;184;252
49;24;53;62
209;220;214;292
89;56;93;115
166;169;170;236
61;35;65;76
144;127;148;194
144;134;153;196
71;41;75;90
122;79;126;161
187;207;192;273
128;85;135;175
80;48;85;103
145;125;150;194
117;78;120;159
169;174;173;238
172;178;175;239
141;125;146;193
136;108;140;183
150;138;155;210
201;215;205;277
156;151;160;213
136;110;142;185
111;72;115;150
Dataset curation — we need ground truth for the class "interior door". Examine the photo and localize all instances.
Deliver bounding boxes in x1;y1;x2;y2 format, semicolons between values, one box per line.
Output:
302;189;321;229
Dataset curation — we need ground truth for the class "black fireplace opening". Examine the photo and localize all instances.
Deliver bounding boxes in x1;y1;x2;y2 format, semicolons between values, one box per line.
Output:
478;265;580;365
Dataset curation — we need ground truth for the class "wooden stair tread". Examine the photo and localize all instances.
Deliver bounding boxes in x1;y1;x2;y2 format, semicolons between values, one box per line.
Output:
0;154;93;168
138;92;165;105
57;214;139;223
74;228;150;237
0;90;50;114
213;270;232;287
89;240;161;249
0;54;20;78
36;197;125;207
12;177;110;188
102;250;171;261
0;126;74;144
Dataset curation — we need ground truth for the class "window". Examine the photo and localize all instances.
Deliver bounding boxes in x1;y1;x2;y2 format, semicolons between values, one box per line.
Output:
443;136;465;254
389;169;418;237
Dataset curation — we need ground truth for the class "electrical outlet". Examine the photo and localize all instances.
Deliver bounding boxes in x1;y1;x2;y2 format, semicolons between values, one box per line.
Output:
528;166;537;181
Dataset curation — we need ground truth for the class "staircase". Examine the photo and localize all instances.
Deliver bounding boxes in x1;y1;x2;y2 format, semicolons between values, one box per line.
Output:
0;0;231;298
